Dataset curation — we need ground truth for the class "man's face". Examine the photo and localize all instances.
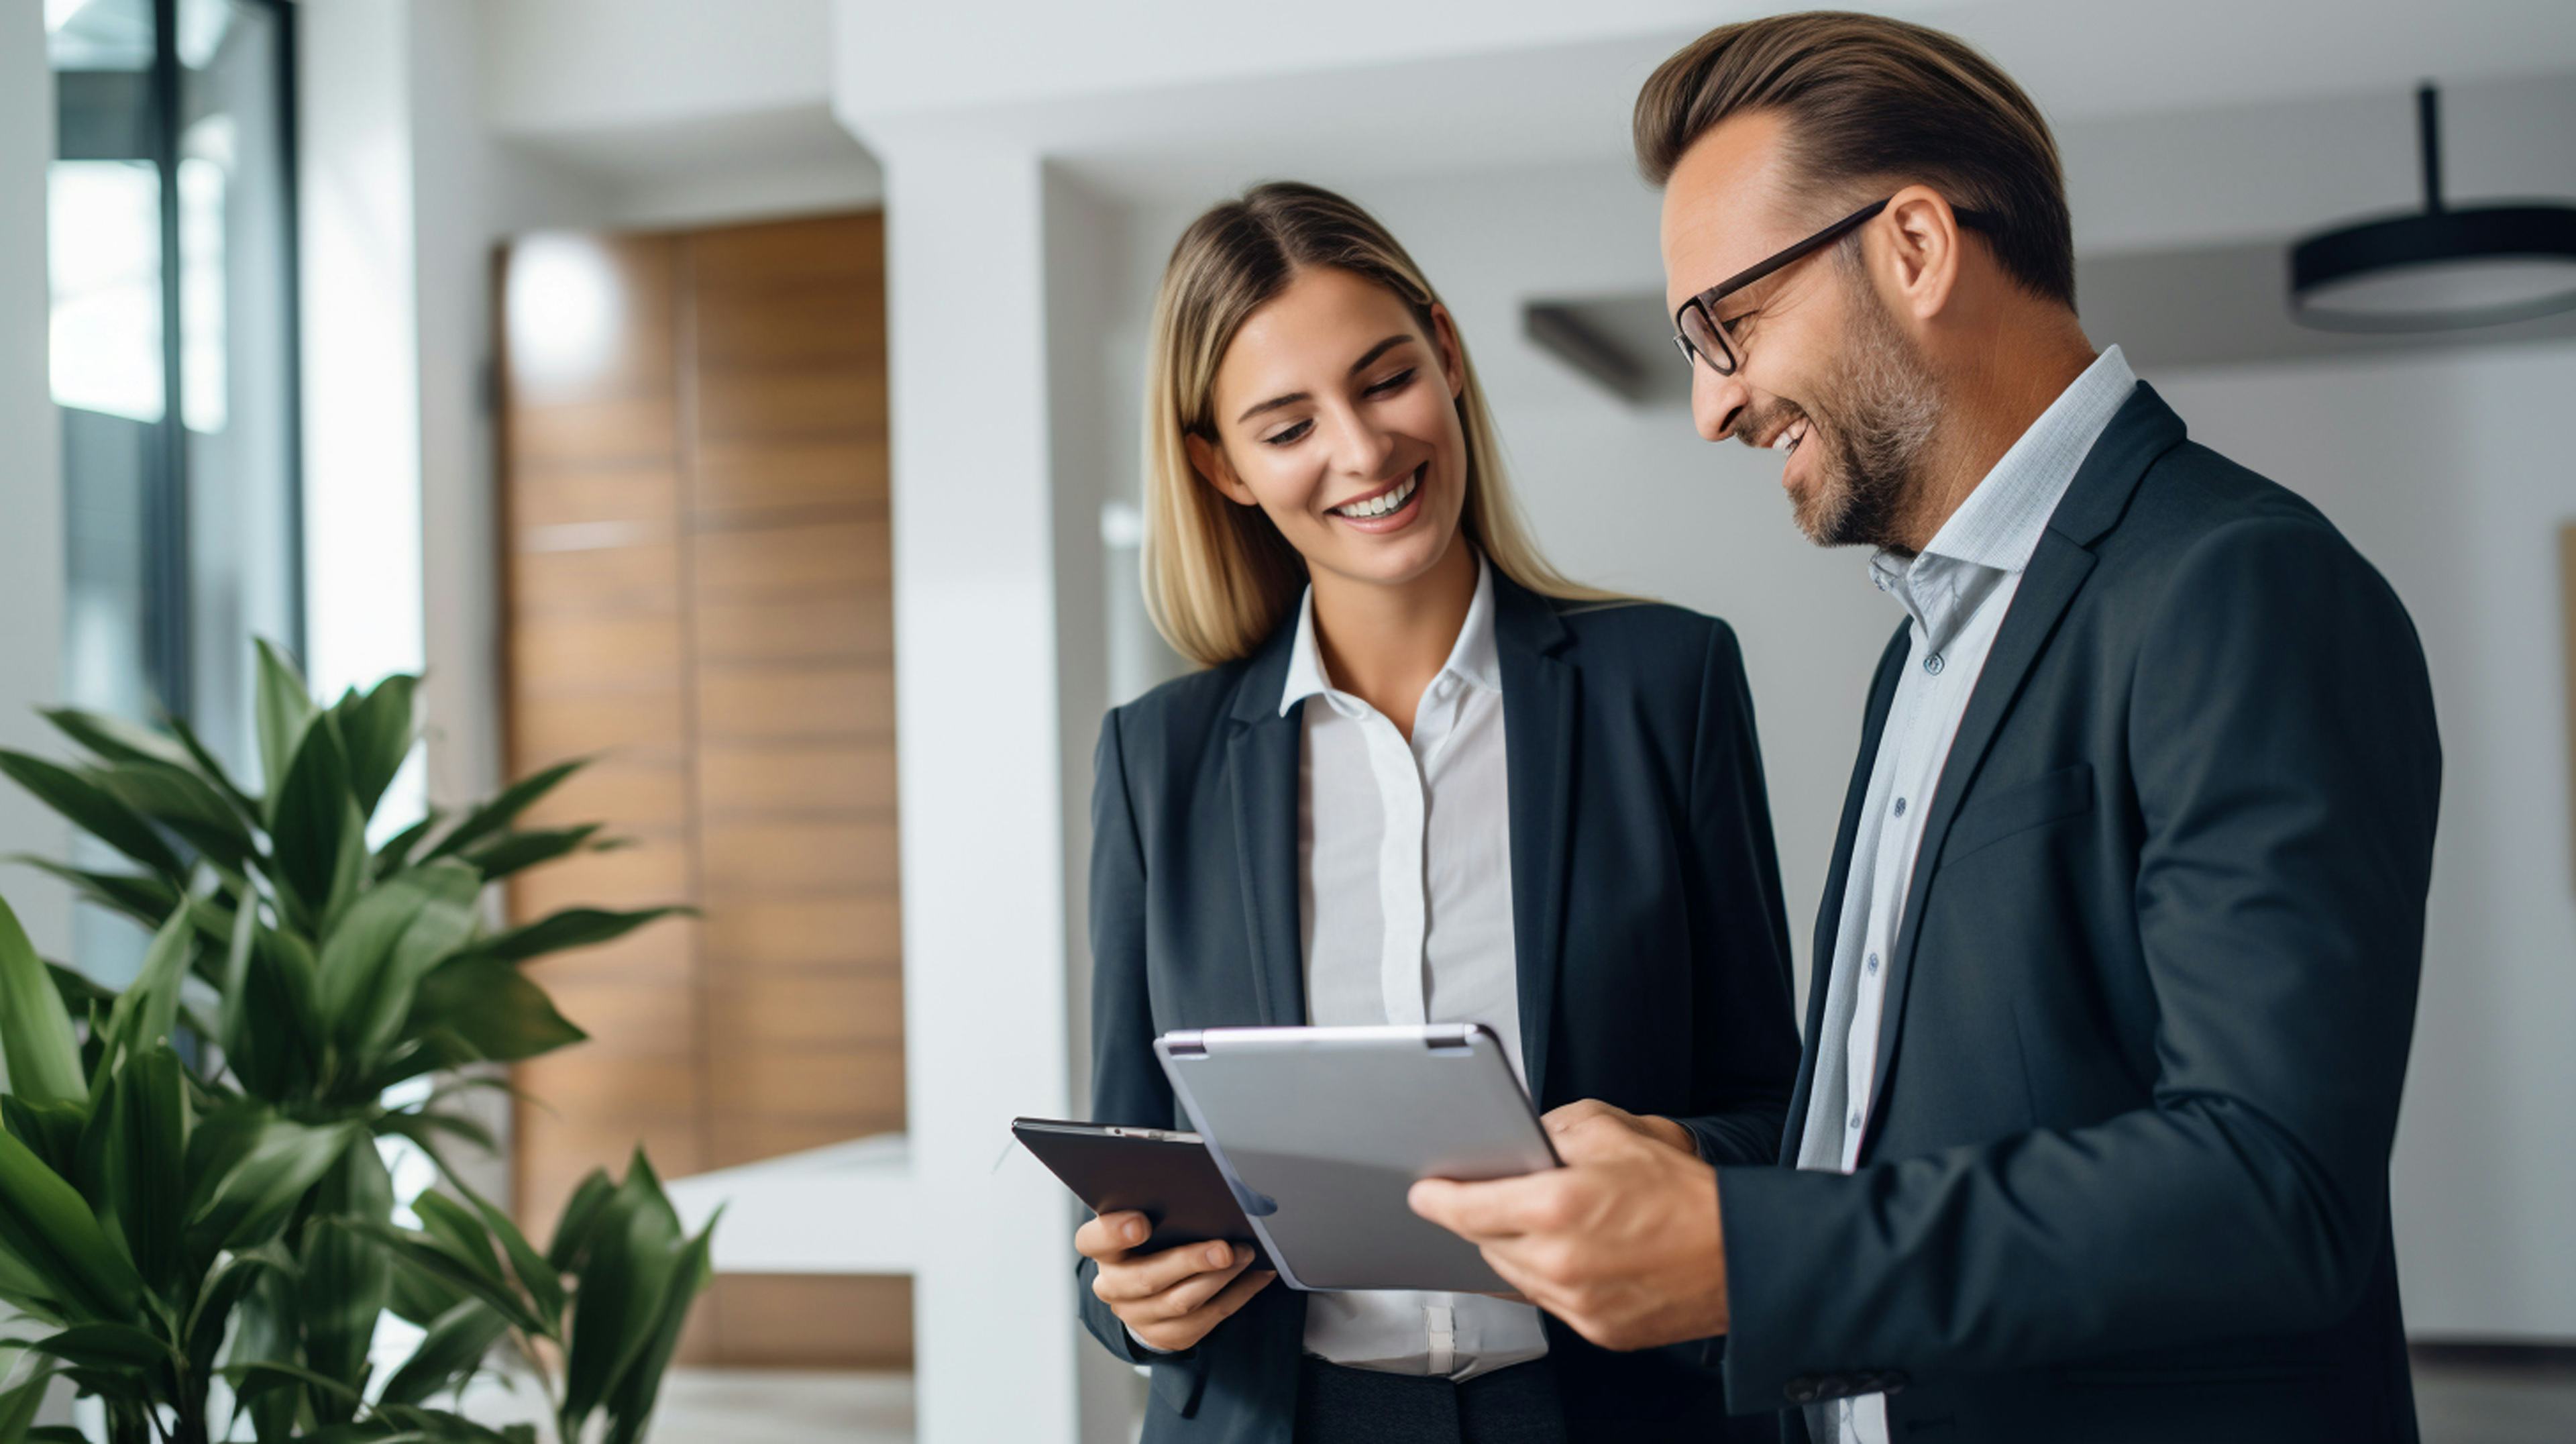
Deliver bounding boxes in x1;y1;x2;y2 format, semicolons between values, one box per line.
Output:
1659;111;1941;554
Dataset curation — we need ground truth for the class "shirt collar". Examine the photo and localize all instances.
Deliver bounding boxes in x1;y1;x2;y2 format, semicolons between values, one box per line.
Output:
1868;345;2137;636
1281;553;1499;715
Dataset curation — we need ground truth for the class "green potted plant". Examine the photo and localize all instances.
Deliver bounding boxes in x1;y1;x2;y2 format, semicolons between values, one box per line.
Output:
0;643;712;1441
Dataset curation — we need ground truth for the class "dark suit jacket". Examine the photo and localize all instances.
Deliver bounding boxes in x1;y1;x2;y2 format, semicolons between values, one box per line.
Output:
1082;574;1805;1443
1717;383;2441;1443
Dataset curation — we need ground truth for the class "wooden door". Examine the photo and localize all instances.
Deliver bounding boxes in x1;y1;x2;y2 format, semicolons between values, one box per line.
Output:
496;213;910;1368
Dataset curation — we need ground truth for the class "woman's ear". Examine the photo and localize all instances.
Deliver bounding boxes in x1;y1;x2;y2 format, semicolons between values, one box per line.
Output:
1428;303;1467;400
1185;433;1258;507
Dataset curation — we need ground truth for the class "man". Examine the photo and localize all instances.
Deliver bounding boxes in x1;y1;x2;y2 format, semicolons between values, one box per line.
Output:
1411;12;2441;1443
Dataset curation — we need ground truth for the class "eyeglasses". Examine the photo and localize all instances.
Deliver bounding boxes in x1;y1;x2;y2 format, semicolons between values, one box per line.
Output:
1671;197;1998;376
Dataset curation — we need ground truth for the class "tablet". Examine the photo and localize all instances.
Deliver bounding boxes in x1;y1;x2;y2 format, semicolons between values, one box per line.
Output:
1010;1118;1265;1266
1152;1023;1557;1294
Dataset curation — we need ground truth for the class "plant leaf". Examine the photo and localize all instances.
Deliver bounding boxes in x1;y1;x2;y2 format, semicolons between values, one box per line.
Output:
0;1125;146;1323
384;1249;471;1329
459;826;605;883
162;710;262;820
374;1108;496;1160
543;1169;616;1275
186;1246;292;1384
559;1151;683;1433
44;961;114;1019
268;716;362;924
38;709;190;771
349;1222;546;1337
252;639;318;804
335;673;421;823
299;1140;394;1424
0;751;183;880
93;760;255;874
425;760;589;862
182;1109;363;1259
452;1182;564;1335
22;1322;176;1373
0;897;86;1106
227;924;322;1100
407;958;586;1066
2;1098;88;1184
462;907;690;967
317;861;482;1072
0;1360;56;1441
3;857;182;935
83;1043;189;1300
375;1299;510;1408
373;809;443;880
93;907;195;1085
600;1212;717;1444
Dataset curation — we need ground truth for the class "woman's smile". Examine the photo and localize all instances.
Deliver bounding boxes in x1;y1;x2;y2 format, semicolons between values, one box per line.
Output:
1327;464;1427;533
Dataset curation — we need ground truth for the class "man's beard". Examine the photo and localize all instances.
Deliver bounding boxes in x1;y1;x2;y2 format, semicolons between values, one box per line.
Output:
1779;285;1941;554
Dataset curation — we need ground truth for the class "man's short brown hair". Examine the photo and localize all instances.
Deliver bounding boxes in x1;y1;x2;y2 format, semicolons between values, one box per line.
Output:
1635;10;2075;307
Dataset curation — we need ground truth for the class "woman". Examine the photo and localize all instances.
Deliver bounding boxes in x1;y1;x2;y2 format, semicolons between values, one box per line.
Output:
1075;182;1799;1444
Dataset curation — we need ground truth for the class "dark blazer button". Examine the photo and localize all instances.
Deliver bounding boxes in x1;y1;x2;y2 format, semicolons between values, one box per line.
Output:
1785;1376;1821;1403
1882;1370;1910;1394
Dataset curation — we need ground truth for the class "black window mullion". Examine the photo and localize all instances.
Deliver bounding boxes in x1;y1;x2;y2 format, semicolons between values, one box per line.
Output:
149;0;192;722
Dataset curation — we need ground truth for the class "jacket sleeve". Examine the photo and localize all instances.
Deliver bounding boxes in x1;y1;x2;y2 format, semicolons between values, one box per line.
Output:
1073;708;1214;1415
1668;618;1805;1168
1713;516;2442;1410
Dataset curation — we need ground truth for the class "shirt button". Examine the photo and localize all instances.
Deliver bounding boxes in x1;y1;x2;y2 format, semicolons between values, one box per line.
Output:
1848;1111;1863;1130
1893;796;1908;818
1924;653;1944;675
1867;952;1880;976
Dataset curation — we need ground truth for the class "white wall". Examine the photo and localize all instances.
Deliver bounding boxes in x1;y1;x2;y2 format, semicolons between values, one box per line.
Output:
478;0;834;138
2153;346;2576;1341
0;0;70;958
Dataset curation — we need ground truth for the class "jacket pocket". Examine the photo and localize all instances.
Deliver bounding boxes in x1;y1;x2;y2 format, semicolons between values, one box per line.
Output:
1940;763;2094;867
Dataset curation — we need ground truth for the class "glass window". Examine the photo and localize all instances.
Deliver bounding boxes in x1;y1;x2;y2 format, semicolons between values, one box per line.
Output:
46;0;301;980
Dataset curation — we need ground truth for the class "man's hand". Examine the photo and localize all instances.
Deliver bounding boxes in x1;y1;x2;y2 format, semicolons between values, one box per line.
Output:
1409;1106;1730;1351
1542;1098;1699;1155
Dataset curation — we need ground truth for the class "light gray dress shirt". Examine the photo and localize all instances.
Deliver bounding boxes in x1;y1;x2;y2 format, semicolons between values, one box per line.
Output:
1284;556;1549;1381
1796;347;2137;1444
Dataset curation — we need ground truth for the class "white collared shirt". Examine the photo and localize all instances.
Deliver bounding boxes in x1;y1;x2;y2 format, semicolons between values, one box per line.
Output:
1797;346;2138;1444
1283;556;1547;1381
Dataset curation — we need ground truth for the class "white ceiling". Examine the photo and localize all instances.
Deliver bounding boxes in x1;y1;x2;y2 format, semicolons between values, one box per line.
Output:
832;0;2576;199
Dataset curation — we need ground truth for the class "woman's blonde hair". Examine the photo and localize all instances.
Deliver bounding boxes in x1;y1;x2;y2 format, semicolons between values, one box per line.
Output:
1141;181;1617;668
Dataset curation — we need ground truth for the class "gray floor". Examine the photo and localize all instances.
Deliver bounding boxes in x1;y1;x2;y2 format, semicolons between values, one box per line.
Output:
614;1357;2576;1443
2414;1353;2576;1444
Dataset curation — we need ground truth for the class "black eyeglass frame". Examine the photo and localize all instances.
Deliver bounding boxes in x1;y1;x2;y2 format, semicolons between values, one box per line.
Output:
1672;197;1999;375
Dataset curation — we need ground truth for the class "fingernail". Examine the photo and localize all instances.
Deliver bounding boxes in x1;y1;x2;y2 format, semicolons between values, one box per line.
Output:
1208;1244;1232;1268
1124;1219;1146;1245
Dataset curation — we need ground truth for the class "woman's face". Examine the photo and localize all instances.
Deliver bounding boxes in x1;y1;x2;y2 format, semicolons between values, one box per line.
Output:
1189;266;1470;595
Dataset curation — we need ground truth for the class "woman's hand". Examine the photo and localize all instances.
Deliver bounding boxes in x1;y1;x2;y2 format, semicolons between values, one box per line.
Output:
1076;1210;1277;1354
1542;1098;1698;1155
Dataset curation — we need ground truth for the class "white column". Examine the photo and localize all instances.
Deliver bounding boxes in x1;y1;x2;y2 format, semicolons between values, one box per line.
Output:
294;0;426;739
0;0;69;955
880;132;1102;1444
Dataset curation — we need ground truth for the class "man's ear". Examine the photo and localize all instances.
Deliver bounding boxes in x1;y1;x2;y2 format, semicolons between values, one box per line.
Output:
1427;303;1467;400
1185;433;1258;507
1877;185;1965;323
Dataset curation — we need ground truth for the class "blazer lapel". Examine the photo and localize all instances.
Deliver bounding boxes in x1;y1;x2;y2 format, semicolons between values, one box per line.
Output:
1493;578;1577;1105
1225;625;1307;1029
1859;382;2190;1144
1780;624;1912;1155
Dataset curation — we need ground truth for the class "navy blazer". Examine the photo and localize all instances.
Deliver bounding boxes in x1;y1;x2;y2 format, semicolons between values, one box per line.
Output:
1717;383;2442;1443
1082;574;1804;1443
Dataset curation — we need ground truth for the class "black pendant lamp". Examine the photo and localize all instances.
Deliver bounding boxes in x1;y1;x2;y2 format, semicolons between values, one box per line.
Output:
2289;83;2576;332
